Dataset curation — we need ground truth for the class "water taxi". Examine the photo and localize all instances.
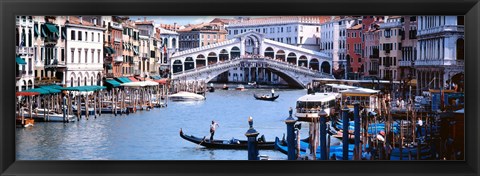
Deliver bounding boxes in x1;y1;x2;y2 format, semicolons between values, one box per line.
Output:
295;92;338;121
169;91;206;101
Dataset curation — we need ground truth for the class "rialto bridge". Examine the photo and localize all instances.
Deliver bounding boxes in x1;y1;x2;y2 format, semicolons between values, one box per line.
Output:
170;31;334;88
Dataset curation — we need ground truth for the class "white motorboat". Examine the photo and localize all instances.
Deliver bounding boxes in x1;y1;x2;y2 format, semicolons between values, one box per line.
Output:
235;84;245;91
20;108;76;122
169;91;206;101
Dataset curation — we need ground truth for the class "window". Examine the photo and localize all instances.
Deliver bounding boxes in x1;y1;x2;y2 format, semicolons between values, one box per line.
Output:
78;50;81;63
98;50;101;63
71;49;75;63
85;49;88;63
85;32;88;41
78;31;82;41
91;50;94;63
71;30;76;40
316;27;319;32
300;26;303;32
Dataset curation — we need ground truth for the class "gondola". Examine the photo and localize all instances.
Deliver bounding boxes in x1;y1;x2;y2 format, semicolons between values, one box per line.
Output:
222;84;228;90
179;129;275;150
207;87;215;92
253;94;279;101
274;137;355;160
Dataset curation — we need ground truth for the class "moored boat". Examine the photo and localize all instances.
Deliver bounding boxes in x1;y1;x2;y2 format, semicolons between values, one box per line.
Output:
222;84;229;90
169;91;206;101
235;84;245;91
179;129;274;149
295;93;338;121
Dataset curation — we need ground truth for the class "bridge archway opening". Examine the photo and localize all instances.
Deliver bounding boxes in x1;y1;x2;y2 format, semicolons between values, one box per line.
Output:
287;52;297;65
230;46;240;59
264;47;274;59
219;49;229;62
196;54;206;68
276;50;285;61
298;55;308;68
184;57;195;71
172;60;183;73
310;58;319;71
207;52;218;65
245;35;261;55
266;68;304;88
321;61;331;74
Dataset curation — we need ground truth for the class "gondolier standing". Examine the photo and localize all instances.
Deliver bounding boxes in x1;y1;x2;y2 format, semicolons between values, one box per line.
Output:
271;88;275;97
210;120;219;141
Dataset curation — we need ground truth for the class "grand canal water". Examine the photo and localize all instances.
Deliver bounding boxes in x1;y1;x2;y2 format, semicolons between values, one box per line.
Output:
16;87;315;160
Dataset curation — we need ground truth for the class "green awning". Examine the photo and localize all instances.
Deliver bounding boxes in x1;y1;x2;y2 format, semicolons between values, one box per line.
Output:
115;77;131;83
105;79;121;87
23;88;50;95
62;29;66;39
109;47;116;54
106;64;112;69
34;24;39;36
60;86;106;92
41;25;47;38
16;56;27;65
45;23;59;34
104;47;116;54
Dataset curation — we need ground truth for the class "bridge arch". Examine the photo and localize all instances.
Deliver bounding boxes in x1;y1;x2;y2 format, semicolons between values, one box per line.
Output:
276;50;285;61
207;52;218;65
184;57;195;71
298;55;308;68
287;52;297;65
230;46;240;59
172;60;183;73
321;61;331;74
310;58;319;71
196;54;206;68
244;33;261;55
264;47;274;59
219;49;229;62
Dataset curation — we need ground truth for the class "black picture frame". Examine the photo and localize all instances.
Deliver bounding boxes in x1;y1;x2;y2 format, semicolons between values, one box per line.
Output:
1;0;478;175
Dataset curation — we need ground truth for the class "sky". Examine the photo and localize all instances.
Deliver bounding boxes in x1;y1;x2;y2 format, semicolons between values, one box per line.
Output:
129;16;268;27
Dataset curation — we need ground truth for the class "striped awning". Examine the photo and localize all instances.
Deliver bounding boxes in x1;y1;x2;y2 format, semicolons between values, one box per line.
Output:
45;23;59;34
128;76;139;82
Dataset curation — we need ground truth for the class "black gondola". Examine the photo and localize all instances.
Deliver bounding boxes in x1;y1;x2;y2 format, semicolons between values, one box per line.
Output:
179;129;275;149
253;94;279;101
207;87;215;92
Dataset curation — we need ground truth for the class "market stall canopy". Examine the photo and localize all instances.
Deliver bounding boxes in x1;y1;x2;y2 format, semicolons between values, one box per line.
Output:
22;87;60;95
128;76;139;82
60;86;106;92
115;77;132;83
121;80;159;87
16;91;40;96
154;78;169;85
104;79;122;87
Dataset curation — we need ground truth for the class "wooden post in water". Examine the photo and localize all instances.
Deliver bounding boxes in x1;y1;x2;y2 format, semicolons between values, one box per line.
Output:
113;89;117;116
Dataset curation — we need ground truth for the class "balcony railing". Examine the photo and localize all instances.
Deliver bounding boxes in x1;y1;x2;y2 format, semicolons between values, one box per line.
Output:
16;46;29;55
114;56;123;62
417;25;464;36
114;38;121;43
106;73;114;78
414;59;465;66
399;60;413;67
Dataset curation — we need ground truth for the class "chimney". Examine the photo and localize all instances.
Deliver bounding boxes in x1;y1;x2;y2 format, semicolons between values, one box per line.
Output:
144;17;147;21
173;23;177;31
79;16;83;24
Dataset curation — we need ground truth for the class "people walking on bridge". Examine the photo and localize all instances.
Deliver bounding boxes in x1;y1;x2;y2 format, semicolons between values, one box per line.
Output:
210;120;219;141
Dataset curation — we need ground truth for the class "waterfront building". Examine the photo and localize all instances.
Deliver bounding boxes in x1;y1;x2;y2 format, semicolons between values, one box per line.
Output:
15;16;35;91
363;21;381;79
226;16;329;51
379;16;403;81
320;16;357;79
156;27;180;74
135;19;158;79
64;16;105;87
31;16;69;87
178;22;227;51
415;16;464;94
346;21;363;80
122;21;139;76
398;16;418;95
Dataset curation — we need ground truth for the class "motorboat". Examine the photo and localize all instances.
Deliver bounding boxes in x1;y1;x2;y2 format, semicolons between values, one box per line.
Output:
235;84;245;91
169;91;206;101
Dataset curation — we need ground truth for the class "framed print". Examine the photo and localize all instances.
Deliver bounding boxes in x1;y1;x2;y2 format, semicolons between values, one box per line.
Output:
1;0;479;176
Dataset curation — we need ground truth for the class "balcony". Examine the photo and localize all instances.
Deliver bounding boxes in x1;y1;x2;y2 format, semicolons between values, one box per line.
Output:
385;49;390;54
114;38;121;43
414;59;465;67
417;25;464;36
106;73;114;78
16;46;28;55
399;60;413;67
368;70;378;75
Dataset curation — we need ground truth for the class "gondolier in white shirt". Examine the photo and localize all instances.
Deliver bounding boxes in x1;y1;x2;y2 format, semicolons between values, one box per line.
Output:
210;120;219;141
271;88;275;97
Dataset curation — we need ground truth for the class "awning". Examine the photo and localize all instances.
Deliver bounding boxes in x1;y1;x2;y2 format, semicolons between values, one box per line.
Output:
154;78;168;85
60;86;106;92
133;48;138;55
45;23;59;34
16;91;40;97
104;79;121;88
62;29;66;39
106;64;112;69
115;77;131;83
16;56;27;65
121;80;159;87
22;88;57;95
104;47;116;54
41;25;47;38
128;76;139;82
33;24;39;36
